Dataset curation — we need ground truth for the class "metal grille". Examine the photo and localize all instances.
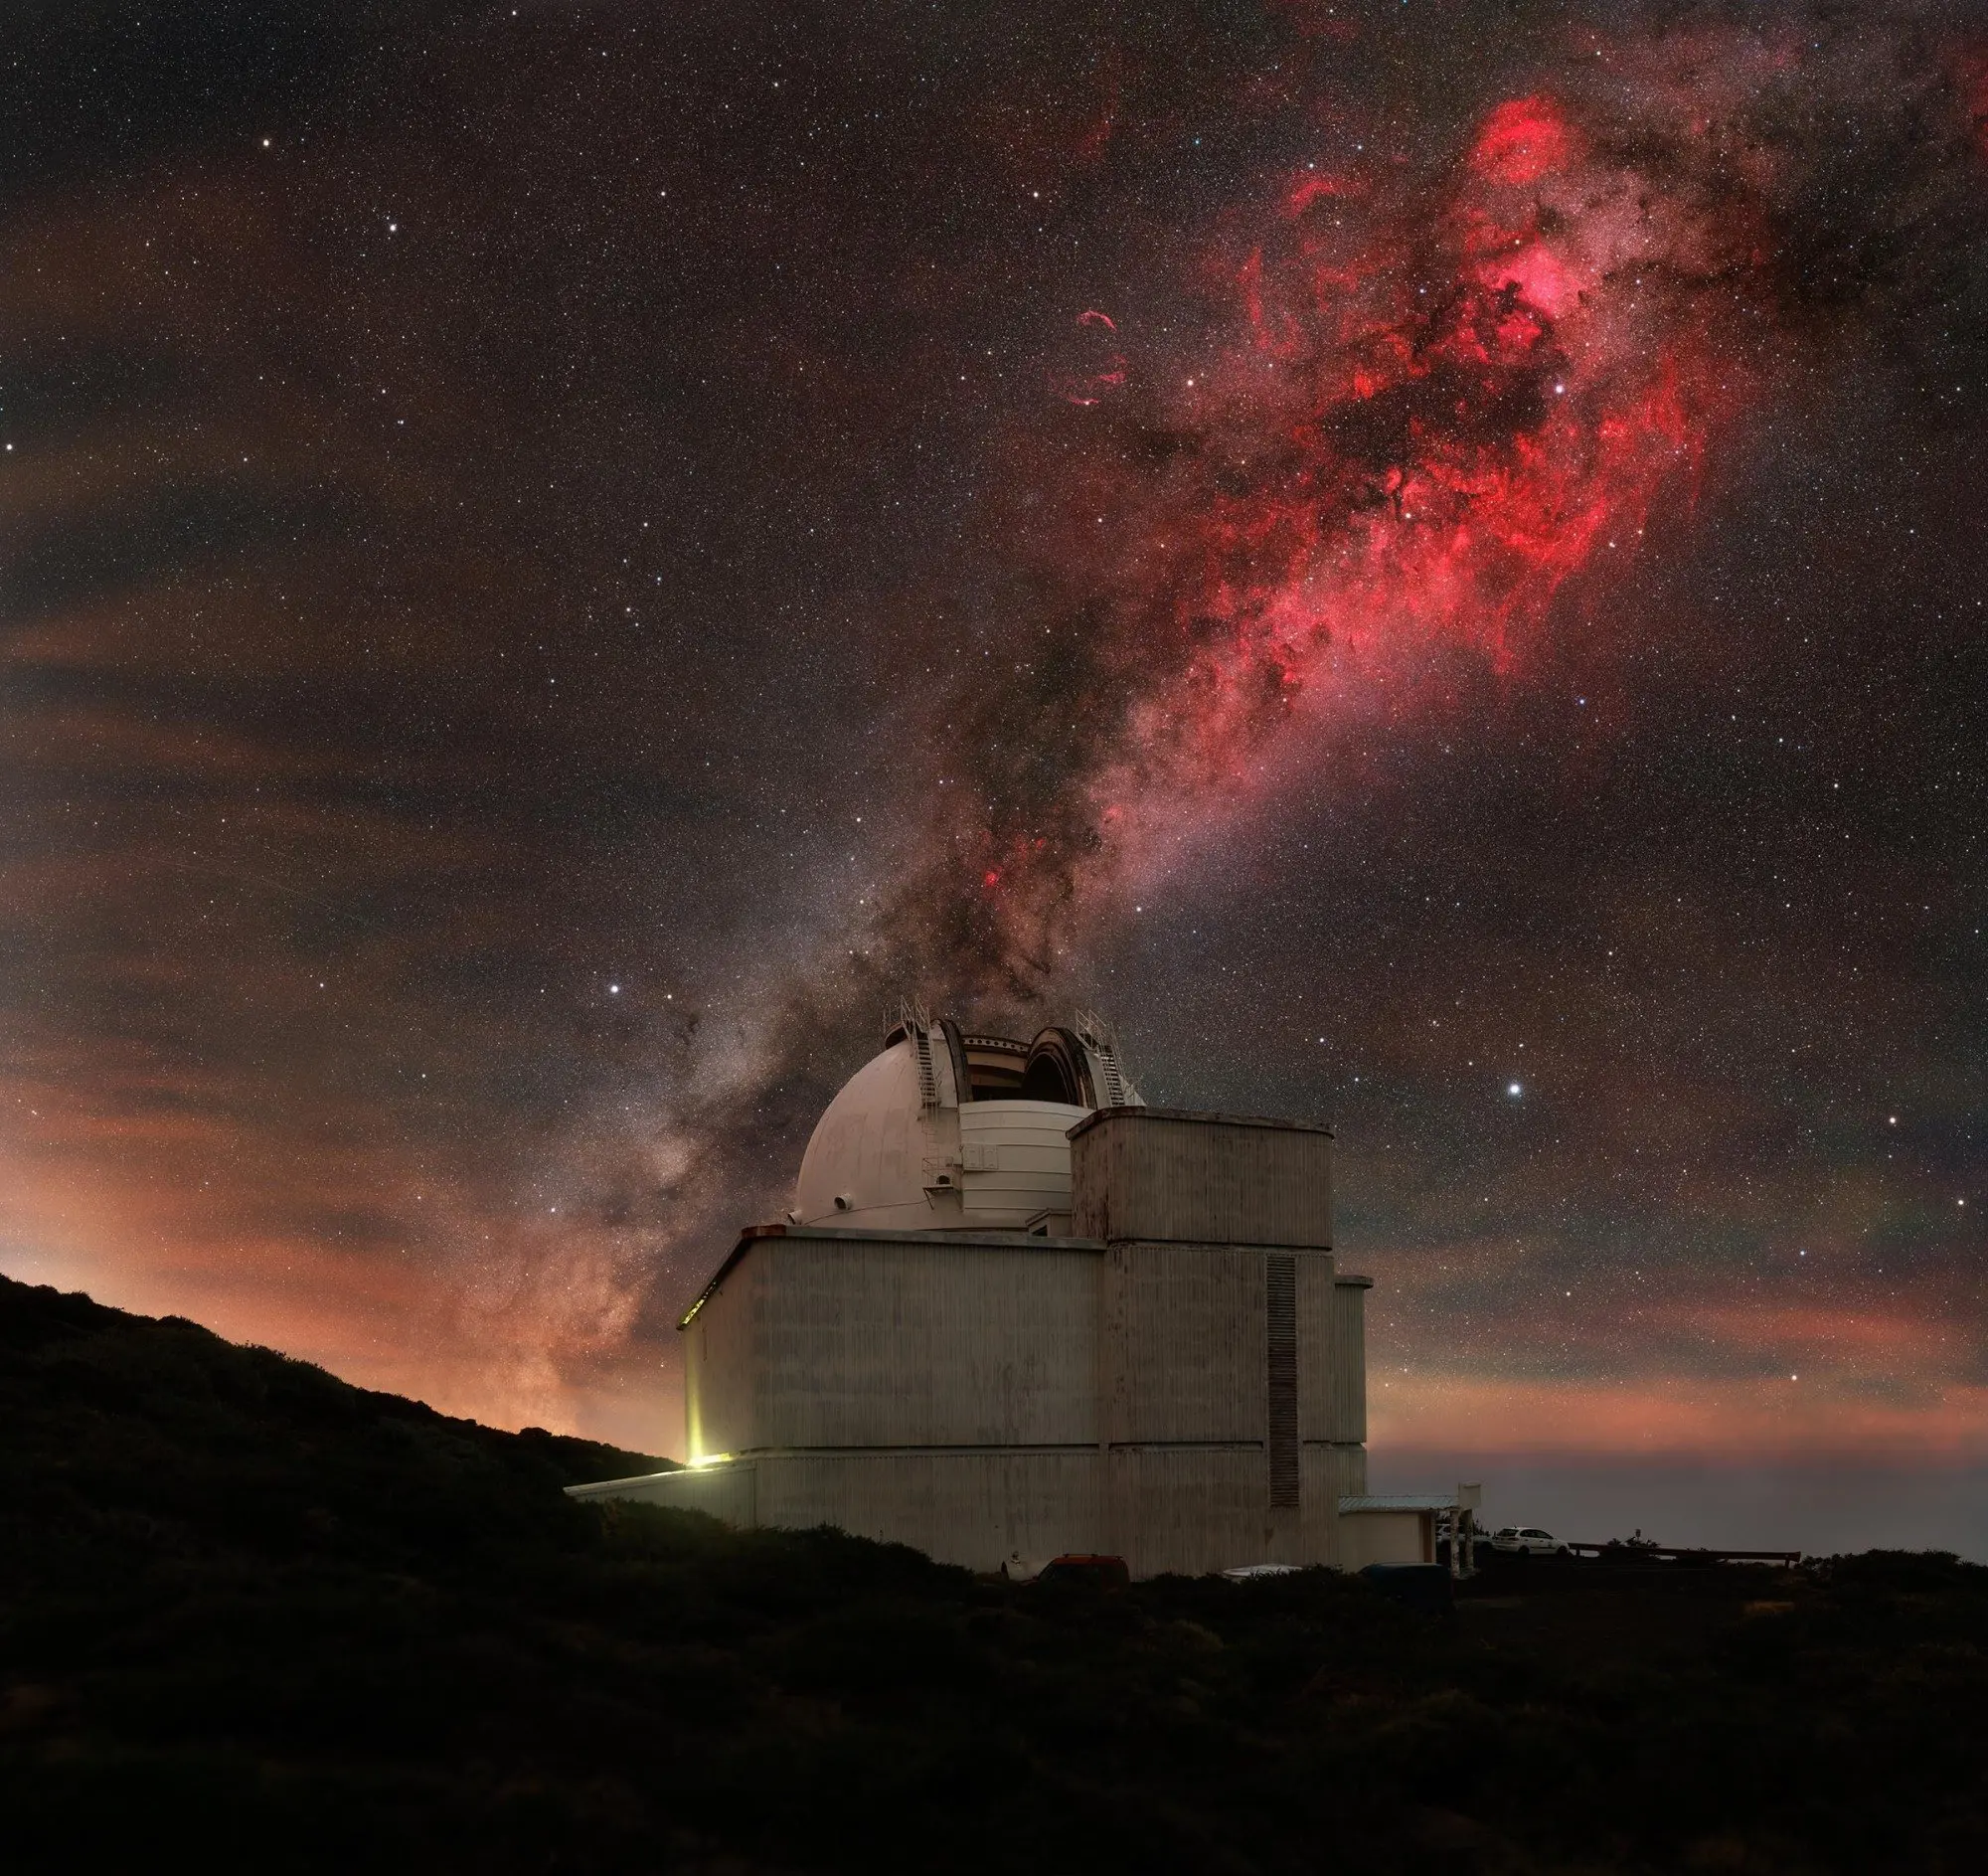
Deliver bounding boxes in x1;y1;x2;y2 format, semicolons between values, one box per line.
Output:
1265;1255;1298;1508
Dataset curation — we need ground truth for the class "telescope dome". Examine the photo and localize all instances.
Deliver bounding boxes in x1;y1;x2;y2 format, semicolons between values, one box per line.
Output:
790;1014;1140;1234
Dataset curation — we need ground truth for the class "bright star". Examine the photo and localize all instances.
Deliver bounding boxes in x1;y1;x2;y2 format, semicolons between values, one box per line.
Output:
1507;1082;1523;1097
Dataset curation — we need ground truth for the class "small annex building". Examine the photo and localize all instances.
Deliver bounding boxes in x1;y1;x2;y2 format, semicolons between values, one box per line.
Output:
572;1013;1431;1578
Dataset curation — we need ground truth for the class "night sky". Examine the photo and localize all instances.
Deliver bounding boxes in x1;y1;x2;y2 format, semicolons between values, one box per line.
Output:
6;2;1986;1547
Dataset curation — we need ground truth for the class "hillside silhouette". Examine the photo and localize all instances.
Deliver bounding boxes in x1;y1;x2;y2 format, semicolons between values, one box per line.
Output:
3;1271;1985;1873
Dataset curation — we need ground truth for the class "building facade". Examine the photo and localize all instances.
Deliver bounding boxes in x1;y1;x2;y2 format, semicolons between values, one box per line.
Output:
573;1016;1408;1578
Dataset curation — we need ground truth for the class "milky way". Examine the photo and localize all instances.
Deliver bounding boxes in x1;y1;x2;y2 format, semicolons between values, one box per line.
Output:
900;22;1988;982
3;5;1985;1531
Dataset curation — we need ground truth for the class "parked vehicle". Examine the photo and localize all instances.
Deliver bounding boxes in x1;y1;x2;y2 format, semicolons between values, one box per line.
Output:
1033;1554;1131;1590
1488;1525;1570;1556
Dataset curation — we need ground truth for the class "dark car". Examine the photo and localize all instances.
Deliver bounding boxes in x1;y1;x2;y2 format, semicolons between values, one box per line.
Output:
1035;1554;1131;1590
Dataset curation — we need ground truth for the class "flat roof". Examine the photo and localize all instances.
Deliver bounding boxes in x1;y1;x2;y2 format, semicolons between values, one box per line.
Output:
678;1221;1107;1328
1067;1105;1333;1139
678;1221;1363;1329
755;1224;1103;1249
1340;1493;1461;1512
565;1468;682;1499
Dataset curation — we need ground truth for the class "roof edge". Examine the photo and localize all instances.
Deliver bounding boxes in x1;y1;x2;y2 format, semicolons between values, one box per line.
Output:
678;1227;779;1328
1067;1105;1332;1140
677;1221;1110;1328
1340;1493;1462;1512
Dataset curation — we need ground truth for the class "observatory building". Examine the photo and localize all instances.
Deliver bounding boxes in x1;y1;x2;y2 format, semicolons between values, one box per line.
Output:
574;1014;1428;1577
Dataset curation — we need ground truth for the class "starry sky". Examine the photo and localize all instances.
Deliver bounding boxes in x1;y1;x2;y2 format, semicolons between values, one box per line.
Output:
5;2;1985;1546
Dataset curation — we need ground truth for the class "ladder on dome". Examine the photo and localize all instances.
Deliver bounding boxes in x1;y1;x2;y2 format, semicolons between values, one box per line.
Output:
1078;1017;1131;1107
901;1005;941;1111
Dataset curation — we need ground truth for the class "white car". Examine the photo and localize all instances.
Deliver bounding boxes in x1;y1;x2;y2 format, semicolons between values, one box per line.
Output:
1488;1526;1570;1557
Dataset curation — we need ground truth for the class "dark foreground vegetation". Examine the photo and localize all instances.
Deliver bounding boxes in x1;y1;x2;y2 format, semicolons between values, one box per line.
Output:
4;1274;1986;1874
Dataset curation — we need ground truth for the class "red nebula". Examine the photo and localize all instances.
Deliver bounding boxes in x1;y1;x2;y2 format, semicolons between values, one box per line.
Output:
1087;85;1748;807
940;41;1988;985
1966;51;1988;159
1283;170;1364;216
1467;94;1578;187
964;81;1766;972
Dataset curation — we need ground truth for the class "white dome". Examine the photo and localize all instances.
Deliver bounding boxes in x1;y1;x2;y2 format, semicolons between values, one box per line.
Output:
789;1017;1140;1234
792;1039;942;1232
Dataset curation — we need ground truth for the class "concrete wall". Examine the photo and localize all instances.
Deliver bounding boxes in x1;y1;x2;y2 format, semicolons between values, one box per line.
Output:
755;1450;1100;1567
1296;1256;1338;1441
1070;1108;1333;1249
1107;1446;1300;1576
606;1450;1345;1579
1330;1276;1369;1445
1340;1509;1432;1571
686;1230;1099;1457
684;1251;762;1462
1300;1443;1368;1569
1104;1242;1267;1445
675;1233;1363;1575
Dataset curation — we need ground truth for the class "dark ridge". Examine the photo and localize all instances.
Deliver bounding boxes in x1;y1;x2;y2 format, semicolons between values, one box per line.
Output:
4;1270;1987;1873
0;1271;670;1555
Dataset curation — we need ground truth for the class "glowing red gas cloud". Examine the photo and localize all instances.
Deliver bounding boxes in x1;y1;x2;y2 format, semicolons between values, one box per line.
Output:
937;73;1777;984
